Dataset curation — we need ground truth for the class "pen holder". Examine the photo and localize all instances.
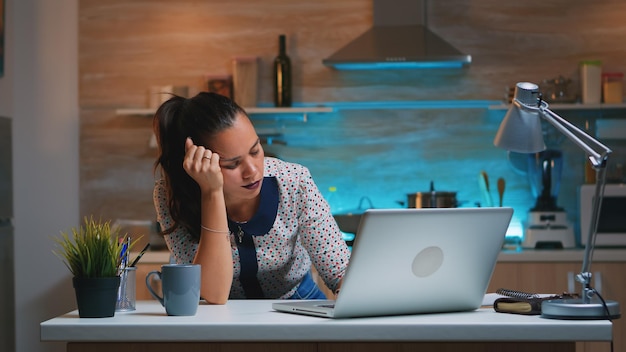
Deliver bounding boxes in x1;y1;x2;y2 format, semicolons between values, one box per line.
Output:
116;267;137;312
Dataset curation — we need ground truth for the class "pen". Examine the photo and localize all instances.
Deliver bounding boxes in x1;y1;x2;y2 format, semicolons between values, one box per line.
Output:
125;236;131;267
130;243;151;267
119;238;128;266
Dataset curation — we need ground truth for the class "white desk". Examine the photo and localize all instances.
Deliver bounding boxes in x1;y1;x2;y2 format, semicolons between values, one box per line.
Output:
41;300;613;352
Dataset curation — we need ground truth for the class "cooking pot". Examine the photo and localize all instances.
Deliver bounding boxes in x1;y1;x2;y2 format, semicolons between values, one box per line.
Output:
405;181;458;208
406;191;457;208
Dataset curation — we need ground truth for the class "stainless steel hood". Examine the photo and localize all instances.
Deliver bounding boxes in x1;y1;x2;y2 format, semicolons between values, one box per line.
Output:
323;0;471;70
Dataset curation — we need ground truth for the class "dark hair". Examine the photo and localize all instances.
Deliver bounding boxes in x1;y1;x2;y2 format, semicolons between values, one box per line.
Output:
153;92;247;240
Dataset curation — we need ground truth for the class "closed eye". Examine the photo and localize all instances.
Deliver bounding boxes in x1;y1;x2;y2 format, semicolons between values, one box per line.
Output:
219;138;261;170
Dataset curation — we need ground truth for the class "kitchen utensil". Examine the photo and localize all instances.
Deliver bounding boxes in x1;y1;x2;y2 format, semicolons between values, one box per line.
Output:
497;178;506;207
478;171;493;207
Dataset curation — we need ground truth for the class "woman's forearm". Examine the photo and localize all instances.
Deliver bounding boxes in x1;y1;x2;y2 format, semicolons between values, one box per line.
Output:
193;189;233;304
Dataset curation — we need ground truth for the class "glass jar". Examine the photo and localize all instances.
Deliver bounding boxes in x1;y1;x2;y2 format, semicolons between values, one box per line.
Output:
602;72;624;104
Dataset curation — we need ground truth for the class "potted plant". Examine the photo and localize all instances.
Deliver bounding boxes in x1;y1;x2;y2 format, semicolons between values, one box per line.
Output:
53;216;136;318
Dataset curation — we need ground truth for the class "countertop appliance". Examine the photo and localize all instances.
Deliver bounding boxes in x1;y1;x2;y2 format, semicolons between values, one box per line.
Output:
0;116;15;352
578;119;626;247
580;183;626;247
523;149;575;249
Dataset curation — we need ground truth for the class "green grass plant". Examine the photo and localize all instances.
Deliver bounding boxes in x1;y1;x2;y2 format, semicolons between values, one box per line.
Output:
53;216;132;278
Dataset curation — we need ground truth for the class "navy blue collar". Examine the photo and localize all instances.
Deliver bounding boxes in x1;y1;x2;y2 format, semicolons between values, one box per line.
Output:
228;177;279;236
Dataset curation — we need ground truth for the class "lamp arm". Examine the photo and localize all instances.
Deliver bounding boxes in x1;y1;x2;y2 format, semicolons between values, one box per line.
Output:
539;105;612;166
579;167;607;290
535;102;612;301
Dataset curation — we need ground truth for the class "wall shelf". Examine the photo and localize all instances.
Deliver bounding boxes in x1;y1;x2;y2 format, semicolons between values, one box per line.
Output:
488;102;626;111
114;100;626;120
115;100;505;118
325;100;502;110
116;106;333;116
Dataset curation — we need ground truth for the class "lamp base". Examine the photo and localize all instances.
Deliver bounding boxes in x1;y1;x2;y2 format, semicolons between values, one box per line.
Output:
541;298;621;320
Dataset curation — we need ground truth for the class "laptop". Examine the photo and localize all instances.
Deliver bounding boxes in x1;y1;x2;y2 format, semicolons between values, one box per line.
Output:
272;207;513;318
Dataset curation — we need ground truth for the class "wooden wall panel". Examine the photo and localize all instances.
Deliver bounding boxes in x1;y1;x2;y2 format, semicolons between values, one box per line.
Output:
79;0;626;108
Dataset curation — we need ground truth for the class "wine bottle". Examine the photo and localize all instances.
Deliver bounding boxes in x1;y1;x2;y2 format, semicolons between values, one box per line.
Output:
273;34;292;107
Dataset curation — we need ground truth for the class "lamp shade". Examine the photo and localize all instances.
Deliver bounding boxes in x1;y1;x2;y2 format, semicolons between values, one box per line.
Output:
493;82;546;153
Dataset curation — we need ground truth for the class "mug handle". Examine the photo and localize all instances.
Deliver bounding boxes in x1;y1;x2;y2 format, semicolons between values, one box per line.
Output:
145;270;165;307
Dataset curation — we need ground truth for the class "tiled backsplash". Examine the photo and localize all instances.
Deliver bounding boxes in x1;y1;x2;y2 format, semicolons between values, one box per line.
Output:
82;104;624;245
259;107;620;242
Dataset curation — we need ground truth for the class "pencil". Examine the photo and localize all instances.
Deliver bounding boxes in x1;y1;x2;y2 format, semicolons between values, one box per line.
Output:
130;243;151;267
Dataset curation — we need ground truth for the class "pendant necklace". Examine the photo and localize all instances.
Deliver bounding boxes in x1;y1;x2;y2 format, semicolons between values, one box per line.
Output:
235;226;244;243
231;219;248;244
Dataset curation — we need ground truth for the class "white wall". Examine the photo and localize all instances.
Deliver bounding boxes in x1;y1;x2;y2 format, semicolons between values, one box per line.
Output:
0;1;11;116
2;0;79;351
0;0;15;349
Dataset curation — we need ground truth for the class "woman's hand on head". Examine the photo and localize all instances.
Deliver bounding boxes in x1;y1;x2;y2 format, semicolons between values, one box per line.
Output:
183;137;224;193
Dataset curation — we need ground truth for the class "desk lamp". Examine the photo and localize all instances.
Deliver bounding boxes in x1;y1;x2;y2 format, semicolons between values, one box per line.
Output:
494;82;621;320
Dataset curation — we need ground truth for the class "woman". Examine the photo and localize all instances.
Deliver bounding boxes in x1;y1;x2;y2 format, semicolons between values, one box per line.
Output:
153;92;350;304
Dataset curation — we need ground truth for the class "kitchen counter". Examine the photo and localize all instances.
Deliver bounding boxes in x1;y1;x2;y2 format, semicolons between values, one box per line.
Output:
40;300;612;352
497;248;626;262
135;248;626;264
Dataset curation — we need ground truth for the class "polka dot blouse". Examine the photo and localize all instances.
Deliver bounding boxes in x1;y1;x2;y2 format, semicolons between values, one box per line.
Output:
153;157;351;299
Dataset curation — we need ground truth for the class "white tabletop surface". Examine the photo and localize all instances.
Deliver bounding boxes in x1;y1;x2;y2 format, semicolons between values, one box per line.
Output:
40;300;612;343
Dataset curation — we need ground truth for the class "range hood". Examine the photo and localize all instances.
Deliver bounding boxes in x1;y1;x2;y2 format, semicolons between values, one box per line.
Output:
323;0;471;70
